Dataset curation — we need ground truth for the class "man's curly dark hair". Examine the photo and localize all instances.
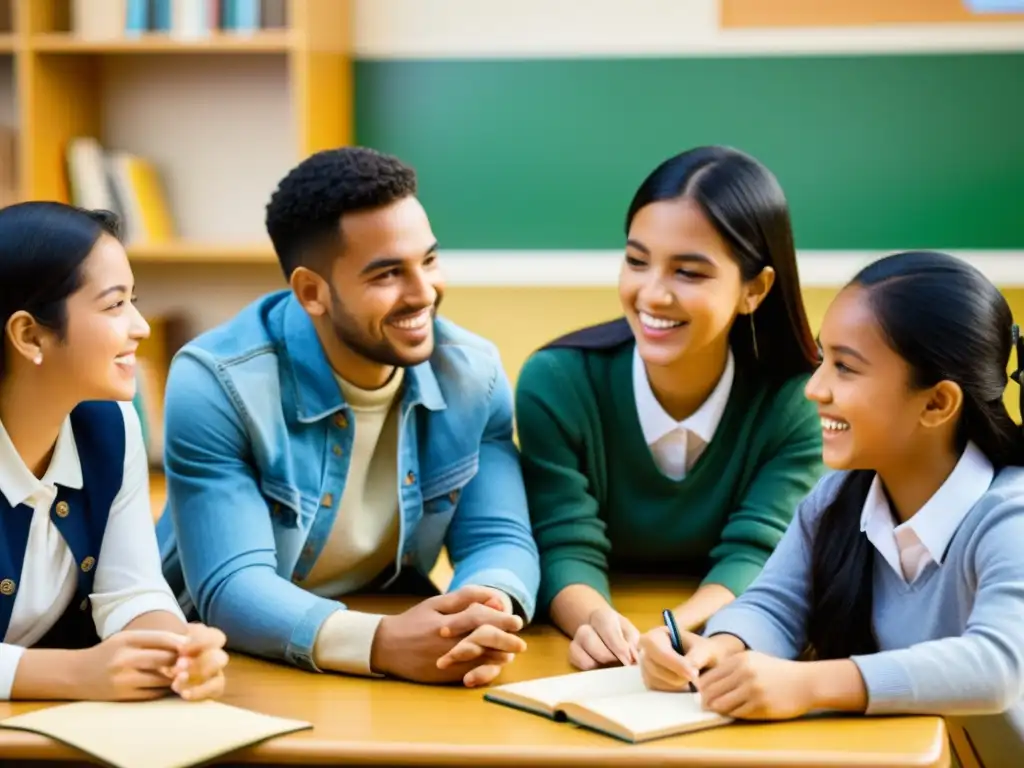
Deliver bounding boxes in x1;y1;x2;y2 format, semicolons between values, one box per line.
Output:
265;146;418;278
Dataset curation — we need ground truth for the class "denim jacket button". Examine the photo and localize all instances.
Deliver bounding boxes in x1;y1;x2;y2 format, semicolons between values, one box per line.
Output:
404;471;415;486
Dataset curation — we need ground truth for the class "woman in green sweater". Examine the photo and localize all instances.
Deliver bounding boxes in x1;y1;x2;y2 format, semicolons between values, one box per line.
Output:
515;146;826;670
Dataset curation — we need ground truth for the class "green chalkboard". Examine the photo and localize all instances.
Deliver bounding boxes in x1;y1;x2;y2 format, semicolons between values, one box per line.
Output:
354;53;1024;251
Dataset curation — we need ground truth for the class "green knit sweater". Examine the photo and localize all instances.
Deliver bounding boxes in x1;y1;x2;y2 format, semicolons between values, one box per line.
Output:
515;339;825;614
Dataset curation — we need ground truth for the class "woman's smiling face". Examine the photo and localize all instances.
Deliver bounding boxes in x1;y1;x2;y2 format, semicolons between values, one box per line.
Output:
619;197;758;370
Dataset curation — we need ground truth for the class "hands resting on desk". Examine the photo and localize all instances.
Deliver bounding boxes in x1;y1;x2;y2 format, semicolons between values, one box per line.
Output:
11;622;229;702
370;585;527;688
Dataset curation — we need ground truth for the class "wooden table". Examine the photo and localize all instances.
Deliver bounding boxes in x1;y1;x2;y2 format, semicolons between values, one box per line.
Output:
0;581;949;767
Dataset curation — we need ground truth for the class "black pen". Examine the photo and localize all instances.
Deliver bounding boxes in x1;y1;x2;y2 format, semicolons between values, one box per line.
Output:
661;608;698;693
662;608;683;653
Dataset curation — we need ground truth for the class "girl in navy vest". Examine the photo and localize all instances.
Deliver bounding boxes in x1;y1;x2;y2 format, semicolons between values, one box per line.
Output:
0;201;228;702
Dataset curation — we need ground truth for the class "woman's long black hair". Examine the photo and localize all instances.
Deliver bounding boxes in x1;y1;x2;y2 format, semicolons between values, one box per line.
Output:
807;250;1024;660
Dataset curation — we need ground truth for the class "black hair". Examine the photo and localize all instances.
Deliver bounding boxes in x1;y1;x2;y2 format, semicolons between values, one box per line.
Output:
625;145;818;379
265;146;418;278
0;201;121;379
808;250;1024;661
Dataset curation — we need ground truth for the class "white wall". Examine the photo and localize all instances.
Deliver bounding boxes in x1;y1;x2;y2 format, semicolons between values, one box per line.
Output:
101;54;295;242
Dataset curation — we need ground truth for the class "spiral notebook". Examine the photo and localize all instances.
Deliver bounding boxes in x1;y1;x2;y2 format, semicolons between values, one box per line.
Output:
0;698;311;768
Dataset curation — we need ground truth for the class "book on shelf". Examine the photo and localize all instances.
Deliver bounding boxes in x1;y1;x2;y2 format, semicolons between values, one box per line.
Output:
484;665;732;744
66;136;176;246
71;0;289;41
0;127;16;208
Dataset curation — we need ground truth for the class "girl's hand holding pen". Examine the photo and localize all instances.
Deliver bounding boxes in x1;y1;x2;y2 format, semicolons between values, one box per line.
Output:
638;615;745;693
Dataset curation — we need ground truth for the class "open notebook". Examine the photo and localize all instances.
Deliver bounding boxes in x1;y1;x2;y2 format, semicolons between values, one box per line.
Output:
484;665;732;743
0;698;311;768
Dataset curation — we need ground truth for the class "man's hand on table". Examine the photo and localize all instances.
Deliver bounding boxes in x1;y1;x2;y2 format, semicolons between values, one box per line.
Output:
369;585;527;687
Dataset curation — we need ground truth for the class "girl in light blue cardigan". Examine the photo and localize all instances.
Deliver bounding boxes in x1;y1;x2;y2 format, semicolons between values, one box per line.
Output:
638;251;1024;753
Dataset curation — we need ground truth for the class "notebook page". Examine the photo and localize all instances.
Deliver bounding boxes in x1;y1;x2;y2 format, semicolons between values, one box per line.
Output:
492;665;649;710
578;689;727;735
0;698;311;768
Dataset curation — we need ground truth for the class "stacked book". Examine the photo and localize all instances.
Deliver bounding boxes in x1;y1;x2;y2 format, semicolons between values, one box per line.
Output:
66;136;175;247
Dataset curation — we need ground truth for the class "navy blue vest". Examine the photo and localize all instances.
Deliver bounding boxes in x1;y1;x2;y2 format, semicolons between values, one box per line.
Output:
0;401;126;648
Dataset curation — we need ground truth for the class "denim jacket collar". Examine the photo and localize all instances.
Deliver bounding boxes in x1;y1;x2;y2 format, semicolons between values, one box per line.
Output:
281;295;446;424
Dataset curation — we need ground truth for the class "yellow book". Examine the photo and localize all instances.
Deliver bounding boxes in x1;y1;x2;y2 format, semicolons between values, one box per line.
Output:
107;152;176;245
484;665;732;743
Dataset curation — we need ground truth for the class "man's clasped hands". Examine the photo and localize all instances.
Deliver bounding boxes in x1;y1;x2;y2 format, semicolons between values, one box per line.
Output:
369;585;528;687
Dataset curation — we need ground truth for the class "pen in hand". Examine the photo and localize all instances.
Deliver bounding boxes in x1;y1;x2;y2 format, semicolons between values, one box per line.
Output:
661;608;698;692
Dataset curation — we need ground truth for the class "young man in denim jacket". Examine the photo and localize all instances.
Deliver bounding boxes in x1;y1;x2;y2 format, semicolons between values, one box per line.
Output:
157;148;540;687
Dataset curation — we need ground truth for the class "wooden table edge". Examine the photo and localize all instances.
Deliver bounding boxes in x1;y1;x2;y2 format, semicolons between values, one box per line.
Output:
223;717;951;767
0;710;950;767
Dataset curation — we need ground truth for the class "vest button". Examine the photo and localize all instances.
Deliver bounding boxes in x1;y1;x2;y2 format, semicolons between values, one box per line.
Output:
80;556;95;573
55;501;69;518
0;579;15;596
80;598;89;611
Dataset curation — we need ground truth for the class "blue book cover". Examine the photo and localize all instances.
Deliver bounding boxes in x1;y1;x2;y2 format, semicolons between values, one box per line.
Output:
221;0;236;30
151;0;172;30
125;0;149;35
233;0;261;31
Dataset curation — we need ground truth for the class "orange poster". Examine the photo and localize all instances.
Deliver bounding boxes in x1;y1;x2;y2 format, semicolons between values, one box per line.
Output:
722;0;1024;28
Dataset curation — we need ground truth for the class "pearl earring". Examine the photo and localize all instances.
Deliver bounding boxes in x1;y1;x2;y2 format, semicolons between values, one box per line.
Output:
33;354;42;365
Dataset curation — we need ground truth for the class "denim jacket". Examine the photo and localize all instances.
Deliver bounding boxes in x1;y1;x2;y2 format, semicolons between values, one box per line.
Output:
156;290;540;671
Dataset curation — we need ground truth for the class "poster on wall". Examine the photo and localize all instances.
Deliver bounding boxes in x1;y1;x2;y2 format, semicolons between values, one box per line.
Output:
722;0;1024;27
963;1;1024;10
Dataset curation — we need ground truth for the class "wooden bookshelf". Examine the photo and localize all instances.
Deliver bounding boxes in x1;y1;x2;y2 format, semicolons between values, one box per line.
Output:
31;30;293;53
129;240;276;264
10;0;350;265
0;0;11;52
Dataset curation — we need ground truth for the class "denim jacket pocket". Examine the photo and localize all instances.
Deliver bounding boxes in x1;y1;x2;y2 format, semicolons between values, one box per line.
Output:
420;452;479;507
260;479;309;529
